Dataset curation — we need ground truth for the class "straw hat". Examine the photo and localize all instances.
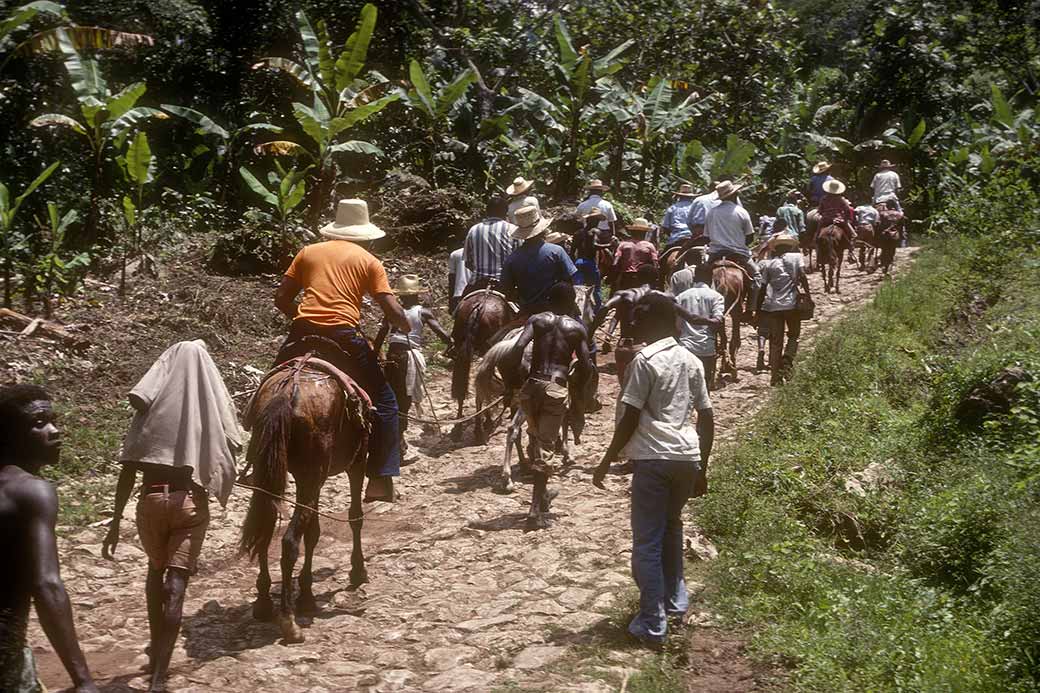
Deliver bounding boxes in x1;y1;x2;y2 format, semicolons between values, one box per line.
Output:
822;179;846;195
582;208;605;223
395;274;426;295
674;183;696;197
878;159;895;169
767;232;800;252
812;161;831;174
626;217;652;234
545;230;569;245
505;176;534;196
714;180;743;200
320;199;385;241
584;179;610;192
511;205;554;240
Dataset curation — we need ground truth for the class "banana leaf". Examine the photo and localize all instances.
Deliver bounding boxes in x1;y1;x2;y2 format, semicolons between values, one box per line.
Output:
295;10;321;79
124;131;154;187
105;82;146;121
335;3;377;92
409;59;436;118
329;140;383;156
252;57;316;91
292;101;328;148
333;92;399;132
161;105;230;139
239;167;278;207
30;113;86;137
15;25;153;56
109;107;168;146
254;141;308;157
59;30;108;101
553;15;578;77
435;69;476;119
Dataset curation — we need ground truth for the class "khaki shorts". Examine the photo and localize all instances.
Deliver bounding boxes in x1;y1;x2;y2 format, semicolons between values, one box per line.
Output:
136;488;209;574
519;377;568;464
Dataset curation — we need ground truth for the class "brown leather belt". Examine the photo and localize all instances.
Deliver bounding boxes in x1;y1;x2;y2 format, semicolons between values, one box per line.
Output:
142;482;190;494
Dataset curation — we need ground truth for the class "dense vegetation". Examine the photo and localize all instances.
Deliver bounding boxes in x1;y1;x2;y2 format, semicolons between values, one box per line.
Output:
1;0;1038;307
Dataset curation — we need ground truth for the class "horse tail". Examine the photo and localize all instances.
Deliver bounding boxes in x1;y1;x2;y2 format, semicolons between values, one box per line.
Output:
452;302;482;403
239;377;295;560
817;227;839;265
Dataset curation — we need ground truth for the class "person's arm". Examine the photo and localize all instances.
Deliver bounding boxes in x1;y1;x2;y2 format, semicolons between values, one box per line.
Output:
274;275;301;319
696;407;714;465
590;295;621;334
593;403;641;488
422;308;453;346
741;208;755;240
373;292;411;333
499;259;517;302
23;481;97;692
463;232;476;272
101;463;138;559
502;319;537;390
372;318;390;355
574;326;593;387
675;302;720;328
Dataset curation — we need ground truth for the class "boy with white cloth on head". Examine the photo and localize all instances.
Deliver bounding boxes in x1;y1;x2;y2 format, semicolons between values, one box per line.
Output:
101;340;242;693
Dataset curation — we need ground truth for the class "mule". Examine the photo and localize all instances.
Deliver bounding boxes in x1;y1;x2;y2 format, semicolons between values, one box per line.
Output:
803;209;819;272
450;289;514;442
240;361;369;644
856;223;878;272
877;226;899;276
816;224;845;293
712;262;745;385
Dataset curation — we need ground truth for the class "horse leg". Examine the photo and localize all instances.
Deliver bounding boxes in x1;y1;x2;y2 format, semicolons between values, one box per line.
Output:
836;259;843;294
451;398;465;441
253;546;274;621
731;316;741;381
474;390;486;445
297;487;321;617
501;408;523;493
347;461;368;587
278;488;309;644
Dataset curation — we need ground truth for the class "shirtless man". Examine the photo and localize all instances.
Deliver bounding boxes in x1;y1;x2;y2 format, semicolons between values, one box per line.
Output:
504;282;593;530
0;384;97;693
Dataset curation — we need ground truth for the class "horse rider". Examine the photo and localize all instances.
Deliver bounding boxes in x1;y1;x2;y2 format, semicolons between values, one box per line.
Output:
686;183;722;241
447;246;471;314
854;198;879;232
102;340;241;693
505;176;538;224
575;179;619;239
374;275;452;463
704;180;762;316
755;232;811;386
661;183;697;249
776;190;806;238
808;161;834;207
572;209;607;310
499;205;578;320
816;179;858;255
502;282;593;530
274;198;411;503
871;160;902;212
612;218;660;291
462;194;519;295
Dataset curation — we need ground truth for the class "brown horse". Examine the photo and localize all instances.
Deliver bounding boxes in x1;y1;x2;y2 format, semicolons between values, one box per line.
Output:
240;362;369;643
856;222;878;272
451;289;514;442
804;209;819;272
816;224;845;293
878;226;899;276
712;262;745;385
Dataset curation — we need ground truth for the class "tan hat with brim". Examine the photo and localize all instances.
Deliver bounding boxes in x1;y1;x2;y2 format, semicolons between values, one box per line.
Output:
674;183;696;197
626;217;652;233
395;274;426;295
767;232;800;252
812;161;831;174
506;176;534;196
320;199;385;241
822;179;846;195
715;180;743;200
512;205;554;240
585;178;610;192
545;230;569;245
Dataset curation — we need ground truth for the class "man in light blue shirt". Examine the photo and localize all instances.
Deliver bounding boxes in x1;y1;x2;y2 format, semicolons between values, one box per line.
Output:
686;188;720;240
675;262;724;389
661;183;697;248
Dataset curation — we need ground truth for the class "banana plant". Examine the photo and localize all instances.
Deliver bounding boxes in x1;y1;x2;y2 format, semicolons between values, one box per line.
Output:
239;163;309;234
400;60;477;186
30;202;88;317
0;1;65;53
252;5;397;225
0;161;59;308
116;131;155;296
29;29;164;244
678;135;757;189
160;105;283;206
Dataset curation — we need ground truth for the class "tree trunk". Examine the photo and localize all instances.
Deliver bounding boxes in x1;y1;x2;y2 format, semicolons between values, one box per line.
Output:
638;139;650;201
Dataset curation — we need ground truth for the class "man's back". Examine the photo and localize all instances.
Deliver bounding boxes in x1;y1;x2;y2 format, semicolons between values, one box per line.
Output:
576;195;616;231
872;170;900;200
464;218;517;280
285;240;391;327
676;284;724;356
706;201;752;254
528;313;587;376
502;241;577;307
776;203;805;233
615;240;658;274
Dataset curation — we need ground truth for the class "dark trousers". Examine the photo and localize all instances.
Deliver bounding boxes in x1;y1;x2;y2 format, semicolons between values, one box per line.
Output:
764;309;801;385
283;320;401;477
386;343;412;431
693;354;716;391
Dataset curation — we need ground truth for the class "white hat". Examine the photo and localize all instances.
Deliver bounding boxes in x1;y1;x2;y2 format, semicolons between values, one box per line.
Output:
714;180;743;199
767;232;800;251
626;217;652;233
813;161;832;174
511;205;554;240
822;179;846;195
394;274;426;295
320;199;385;241
506;176;534;196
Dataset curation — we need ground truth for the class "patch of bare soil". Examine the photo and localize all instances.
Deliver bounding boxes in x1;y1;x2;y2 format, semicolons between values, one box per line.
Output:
21;248;915;692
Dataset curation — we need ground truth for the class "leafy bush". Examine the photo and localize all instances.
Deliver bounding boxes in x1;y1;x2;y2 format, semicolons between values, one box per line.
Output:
208;209;304;275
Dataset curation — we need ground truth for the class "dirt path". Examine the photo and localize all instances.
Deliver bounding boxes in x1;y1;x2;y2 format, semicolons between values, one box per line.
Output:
32;250;913;692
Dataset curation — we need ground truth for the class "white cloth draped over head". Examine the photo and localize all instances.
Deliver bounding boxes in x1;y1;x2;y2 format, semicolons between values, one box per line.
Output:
120;340;243;506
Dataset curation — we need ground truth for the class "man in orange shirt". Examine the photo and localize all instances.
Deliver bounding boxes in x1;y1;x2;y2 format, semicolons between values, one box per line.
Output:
274;199;411;502
612;218;660;290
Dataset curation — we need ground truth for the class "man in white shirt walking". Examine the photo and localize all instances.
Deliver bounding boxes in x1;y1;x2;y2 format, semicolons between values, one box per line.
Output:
592;292;714;646
675;262;725;390
447;247;472;313
870;160;902;211
705;180;761;314
575;179;618;237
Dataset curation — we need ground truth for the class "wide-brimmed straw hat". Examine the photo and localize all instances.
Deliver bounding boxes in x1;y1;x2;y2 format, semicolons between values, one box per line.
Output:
878;159;895;169
506;176;534;196
320;199;385;241
582;208;605;223
511;205;554;240
674;183;696;197
395;274;426;295
626;217;652;233
545;230;569;245
812;161;832;174
822;179;846;195
584;178;610;192
767;232;800;252
715;180;743;200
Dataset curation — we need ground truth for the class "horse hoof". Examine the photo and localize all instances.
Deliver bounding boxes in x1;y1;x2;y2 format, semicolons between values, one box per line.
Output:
525;514;550;531
297;594;318;616
501;479;515;494
252;598;274;622
349;567;369;587
279;614;306;644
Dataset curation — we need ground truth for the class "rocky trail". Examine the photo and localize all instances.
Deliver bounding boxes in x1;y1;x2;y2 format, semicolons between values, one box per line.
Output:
31;250;913;693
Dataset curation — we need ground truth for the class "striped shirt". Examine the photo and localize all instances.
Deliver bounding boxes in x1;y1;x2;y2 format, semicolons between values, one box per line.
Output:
463;217;519;281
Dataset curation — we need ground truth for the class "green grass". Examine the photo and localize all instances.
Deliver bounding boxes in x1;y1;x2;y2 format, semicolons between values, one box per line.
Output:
681;173;1040;692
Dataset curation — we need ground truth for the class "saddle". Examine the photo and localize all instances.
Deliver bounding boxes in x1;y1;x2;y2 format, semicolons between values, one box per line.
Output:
711;258;753;282
454;287;517;316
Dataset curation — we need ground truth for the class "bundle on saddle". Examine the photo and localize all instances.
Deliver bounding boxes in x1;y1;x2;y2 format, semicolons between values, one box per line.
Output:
244;335;373;475
660;235;710;277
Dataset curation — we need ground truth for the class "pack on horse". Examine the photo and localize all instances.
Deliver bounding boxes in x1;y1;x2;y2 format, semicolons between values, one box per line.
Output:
240;337;372;644
855;219;878;272
876;204;904;276
450;287;515;442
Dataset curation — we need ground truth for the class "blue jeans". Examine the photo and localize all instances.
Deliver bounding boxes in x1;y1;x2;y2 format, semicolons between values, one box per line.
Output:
574;258;602;309
284;320;401;478
629;459;698;642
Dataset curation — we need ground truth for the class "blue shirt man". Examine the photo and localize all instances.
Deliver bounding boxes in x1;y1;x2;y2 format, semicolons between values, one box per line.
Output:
808;162;834;206
500;205;578;310
661;183;698;246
